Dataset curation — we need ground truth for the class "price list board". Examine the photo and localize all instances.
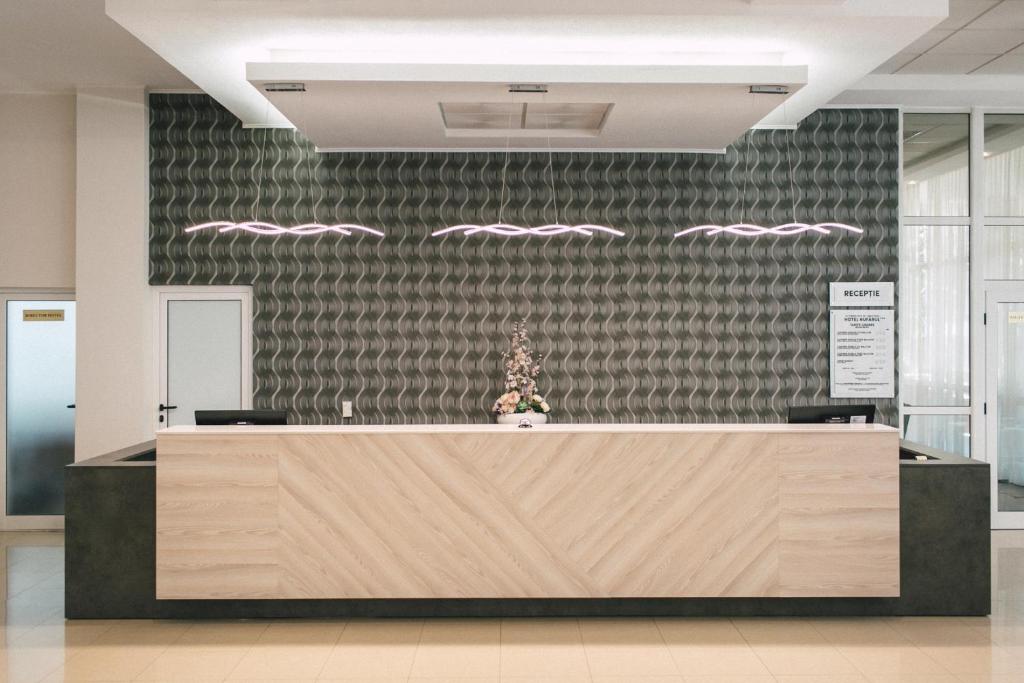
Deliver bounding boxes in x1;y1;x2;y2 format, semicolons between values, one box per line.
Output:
829;309;895;398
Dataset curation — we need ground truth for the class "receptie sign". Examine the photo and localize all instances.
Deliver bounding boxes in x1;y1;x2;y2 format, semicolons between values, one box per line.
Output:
830;282;894;307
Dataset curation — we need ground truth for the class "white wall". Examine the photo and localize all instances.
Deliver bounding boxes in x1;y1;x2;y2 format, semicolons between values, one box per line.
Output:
0;94;76;289
74;88;154;460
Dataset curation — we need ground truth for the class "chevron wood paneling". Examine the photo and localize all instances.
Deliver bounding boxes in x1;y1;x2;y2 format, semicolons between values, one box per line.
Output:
155;427;900;600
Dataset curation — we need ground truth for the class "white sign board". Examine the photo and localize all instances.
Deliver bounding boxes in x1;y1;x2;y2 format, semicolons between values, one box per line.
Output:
829;282;894;307
830;309;895;398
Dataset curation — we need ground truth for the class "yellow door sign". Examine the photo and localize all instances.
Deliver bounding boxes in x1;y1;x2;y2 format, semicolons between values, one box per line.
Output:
23;310;65;322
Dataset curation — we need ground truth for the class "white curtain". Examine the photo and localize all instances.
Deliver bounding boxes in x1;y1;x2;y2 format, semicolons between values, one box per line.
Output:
985;145;1024;280
900;224;971;408
987;141;1024;217
904;165;969;218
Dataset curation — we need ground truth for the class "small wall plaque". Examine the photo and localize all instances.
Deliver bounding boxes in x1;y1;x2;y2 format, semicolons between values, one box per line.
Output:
23;310;65;322
829;282;894;307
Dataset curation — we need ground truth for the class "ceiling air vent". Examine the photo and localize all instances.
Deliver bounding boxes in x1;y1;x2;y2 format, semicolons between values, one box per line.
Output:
263;82;306;93
439;102;613;138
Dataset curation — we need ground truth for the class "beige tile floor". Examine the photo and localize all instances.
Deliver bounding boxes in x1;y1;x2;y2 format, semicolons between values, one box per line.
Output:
2;530;1024;683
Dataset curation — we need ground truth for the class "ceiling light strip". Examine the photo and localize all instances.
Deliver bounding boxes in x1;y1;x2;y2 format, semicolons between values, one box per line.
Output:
432;224;625;237
185;221;385;237
674;222;862;238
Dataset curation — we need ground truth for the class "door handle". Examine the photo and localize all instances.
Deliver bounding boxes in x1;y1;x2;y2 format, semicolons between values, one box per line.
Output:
66;403;76;409
159;404;178;411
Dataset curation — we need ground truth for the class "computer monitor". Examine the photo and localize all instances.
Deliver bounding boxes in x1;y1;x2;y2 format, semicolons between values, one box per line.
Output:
194;409;288;426
787;404;875;424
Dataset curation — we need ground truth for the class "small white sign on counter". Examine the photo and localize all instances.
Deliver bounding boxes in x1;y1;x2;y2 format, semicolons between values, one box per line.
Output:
830;309;895;398
830;282;894;307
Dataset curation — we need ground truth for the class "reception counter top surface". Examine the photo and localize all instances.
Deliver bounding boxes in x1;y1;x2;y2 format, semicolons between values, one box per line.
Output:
162;422;899;435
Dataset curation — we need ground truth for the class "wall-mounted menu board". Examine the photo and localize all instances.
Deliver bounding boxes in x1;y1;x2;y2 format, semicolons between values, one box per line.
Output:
830;310;895;398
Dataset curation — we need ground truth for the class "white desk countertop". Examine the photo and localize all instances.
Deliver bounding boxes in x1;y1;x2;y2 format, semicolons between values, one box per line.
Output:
160;422;899;436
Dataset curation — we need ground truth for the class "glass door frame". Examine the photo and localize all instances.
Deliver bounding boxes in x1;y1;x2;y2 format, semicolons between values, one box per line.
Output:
0;288;75;531
985;283;1024;529
155;286;253;432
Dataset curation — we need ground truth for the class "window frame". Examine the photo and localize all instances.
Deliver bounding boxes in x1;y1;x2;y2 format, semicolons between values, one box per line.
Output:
899;108;975;455
901;106;1024;461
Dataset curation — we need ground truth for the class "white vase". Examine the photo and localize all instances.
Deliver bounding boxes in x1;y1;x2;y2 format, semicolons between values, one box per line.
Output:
496;412;548;425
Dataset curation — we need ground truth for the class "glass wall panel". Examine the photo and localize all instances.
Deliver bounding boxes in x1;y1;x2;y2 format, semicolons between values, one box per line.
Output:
903;414;971;457
985;114;1024;217
903;113;970;217
996;301;1024;512
985;225;1024;279
899;225;970;406
5;300;76;516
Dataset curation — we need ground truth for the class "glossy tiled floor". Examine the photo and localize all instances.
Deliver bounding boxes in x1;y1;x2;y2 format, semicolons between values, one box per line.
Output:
3;531;1024;683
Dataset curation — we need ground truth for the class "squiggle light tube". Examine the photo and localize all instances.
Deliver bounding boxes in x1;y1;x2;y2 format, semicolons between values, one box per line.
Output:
432;223;625;237
185;221;385;237
674;222;862;237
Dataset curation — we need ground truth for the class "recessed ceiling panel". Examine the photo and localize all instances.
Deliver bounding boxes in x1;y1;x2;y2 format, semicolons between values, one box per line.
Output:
248;64;806;151
440;102;612;138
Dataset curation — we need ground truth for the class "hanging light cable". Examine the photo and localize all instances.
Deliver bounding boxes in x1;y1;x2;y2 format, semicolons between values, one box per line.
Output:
432;87;623;238
185;86;384;238
675;92;862;238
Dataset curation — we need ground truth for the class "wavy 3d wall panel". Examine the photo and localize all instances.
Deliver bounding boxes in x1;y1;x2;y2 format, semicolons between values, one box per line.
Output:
149;95;898;425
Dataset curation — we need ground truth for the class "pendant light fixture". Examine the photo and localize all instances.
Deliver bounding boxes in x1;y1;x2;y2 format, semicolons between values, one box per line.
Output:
432;88;623;238
674;92;861;239
185;85;384;238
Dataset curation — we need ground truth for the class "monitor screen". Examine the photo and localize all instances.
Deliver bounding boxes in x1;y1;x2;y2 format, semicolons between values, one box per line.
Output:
787;404;875;424
194;410;288;426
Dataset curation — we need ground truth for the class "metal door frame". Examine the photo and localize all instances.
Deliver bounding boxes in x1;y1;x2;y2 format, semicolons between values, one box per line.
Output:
985;283;1024;529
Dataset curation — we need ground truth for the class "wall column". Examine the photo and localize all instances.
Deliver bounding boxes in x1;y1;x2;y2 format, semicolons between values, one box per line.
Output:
74;88;154;460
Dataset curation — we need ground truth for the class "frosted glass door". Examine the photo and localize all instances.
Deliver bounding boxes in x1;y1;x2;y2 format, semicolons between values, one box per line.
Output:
165;300;243;427
5;300;75;516
994;301;1024;518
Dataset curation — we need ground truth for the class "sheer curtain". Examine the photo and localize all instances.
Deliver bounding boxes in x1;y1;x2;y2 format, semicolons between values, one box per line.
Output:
986;144;1024;280
899;223;971;408
900;113;972;457
986;131;1024;217
905;166;969;218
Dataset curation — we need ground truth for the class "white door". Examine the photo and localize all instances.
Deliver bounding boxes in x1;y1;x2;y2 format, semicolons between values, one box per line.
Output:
0;291;75;530
157;289;252;428
986;284;1024;529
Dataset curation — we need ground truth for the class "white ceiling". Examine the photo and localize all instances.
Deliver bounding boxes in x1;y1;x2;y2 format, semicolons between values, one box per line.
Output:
834;0;1024;108
105;0;947;151
0;0;192;93
15;1;1024;150
872;0;1024;75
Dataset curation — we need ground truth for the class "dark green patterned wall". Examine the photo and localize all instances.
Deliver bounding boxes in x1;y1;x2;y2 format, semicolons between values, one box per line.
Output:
149;94;899;425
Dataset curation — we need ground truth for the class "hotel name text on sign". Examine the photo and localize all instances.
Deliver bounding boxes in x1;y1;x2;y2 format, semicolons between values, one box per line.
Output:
829;282;894;307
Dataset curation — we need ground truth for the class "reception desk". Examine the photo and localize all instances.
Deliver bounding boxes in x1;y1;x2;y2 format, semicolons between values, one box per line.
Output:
155;423;900;602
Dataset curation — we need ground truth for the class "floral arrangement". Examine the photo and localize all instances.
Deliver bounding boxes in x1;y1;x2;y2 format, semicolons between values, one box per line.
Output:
492;319;551;416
